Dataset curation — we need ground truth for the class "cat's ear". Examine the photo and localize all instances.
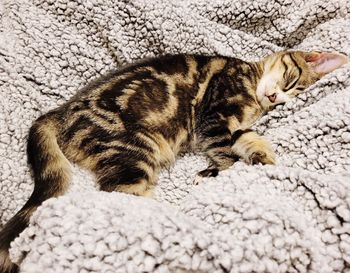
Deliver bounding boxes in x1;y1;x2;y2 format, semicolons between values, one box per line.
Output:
304;51;349;76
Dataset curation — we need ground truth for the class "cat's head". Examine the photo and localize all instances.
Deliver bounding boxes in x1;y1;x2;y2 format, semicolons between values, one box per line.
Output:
256;51;349;110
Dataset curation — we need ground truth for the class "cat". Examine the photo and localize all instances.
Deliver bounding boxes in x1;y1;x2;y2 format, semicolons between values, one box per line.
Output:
0;50;348;273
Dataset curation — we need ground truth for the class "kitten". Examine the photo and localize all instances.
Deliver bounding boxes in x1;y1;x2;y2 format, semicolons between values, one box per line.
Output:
0;50;348;273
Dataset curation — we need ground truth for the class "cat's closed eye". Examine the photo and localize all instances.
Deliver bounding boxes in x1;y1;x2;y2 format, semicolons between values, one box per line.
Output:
282;78;299;92
295;86;305;91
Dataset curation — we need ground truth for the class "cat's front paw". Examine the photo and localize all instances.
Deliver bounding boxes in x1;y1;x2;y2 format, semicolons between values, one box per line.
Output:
231;131;276;166
249;150;276;165
193;168;219;185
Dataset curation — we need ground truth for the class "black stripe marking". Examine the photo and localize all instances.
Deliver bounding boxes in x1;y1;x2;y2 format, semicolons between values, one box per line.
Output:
216;151;240;161
283;77;299;91
79;124;118;150
206;138;232;150
289;53;302;76
231;129;253;145
197;168;219;178
281;55;288;79
99;164;149;190
87;142;110;155
62;115;93;142
203;125;231;138
151;54;188;75
285;54;302;91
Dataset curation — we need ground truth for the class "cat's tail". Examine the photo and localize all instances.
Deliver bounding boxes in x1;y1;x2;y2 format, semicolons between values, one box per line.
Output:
0;113;71;273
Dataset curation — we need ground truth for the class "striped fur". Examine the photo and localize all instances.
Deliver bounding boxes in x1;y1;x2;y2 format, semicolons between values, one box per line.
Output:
0;51;348;273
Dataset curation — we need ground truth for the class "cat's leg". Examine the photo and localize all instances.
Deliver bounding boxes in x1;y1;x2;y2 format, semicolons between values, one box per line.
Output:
231;129;276;165
95;150;158;197
194;151;238;185
194;121;238;184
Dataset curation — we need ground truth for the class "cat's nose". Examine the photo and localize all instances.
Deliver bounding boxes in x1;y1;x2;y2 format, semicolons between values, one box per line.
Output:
267;93;276;103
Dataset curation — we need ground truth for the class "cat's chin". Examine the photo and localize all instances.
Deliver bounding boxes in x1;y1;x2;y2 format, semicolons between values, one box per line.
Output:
259;98;289;111
258;98;274;111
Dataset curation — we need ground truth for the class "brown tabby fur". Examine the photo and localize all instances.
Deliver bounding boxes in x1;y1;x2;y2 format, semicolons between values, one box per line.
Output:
0;51;348;273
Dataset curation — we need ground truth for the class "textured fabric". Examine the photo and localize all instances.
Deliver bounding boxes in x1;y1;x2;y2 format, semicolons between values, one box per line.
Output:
1;0;350;272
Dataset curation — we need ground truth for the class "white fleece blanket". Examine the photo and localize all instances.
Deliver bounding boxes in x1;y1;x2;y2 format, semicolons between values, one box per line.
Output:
1;0;350;272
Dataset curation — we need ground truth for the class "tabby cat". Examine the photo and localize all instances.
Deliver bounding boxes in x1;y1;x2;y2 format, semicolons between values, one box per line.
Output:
0;50;348;273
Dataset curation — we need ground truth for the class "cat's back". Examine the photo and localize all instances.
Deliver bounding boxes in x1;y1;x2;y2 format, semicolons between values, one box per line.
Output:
75;54;210;97
59;54;228;124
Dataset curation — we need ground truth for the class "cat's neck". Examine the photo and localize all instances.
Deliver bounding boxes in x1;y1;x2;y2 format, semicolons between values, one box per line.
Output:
224;58;266;112
251;61;267;112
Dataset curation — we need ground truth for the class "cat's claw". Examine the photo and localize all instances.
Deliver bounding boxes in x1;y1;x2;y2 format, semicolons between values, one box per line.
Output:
193;175;203;185
193;168;219;185
249;151;276;165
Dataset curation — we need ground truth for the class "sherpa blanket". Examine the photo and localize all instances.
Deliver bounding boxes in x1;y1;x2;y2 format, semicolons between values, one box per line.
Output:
1;0;350;272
